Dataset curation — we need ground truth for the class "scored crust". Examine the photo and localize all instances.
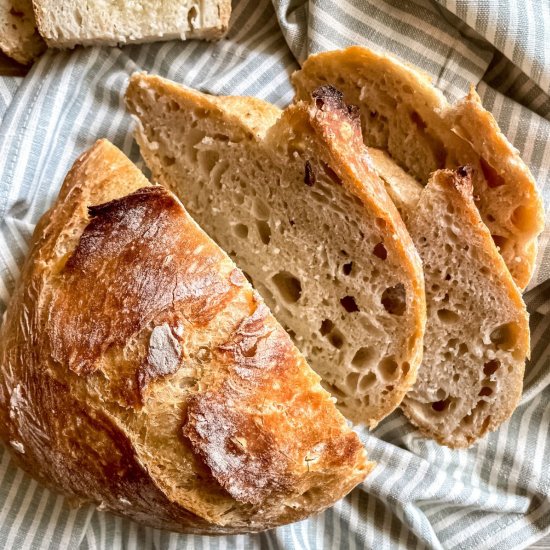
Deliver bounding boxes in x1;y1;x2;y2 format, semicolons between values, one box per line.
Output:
292;46;544;289
0;139;372;533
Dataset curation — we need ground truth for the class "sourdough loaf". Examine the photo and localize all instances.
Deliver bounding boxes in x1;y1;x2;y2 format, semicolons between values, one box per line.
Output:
0;139;372;533
33;0;231;48
0;0;45;64
125;76;426;428
369;154;529;447
292;46;544;289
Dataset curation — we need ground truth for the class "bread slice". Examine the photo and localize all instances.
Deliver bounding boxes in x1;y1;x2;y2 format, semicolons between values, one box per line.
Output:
125;76;426;428
292;46;545;290
0;139;372;533
0;0;45;64
33;0;230;48
370;158;529;447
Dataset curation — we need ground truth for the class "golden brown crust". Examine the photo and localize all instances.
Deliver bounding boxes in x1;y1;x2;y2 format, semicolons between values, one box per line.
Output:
292;46;544;289
0;139;371;533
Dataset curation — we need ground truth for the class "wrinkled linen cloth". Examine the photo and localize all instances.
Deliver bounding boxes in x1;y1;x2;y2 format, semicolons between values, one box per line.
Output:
0;1;549;548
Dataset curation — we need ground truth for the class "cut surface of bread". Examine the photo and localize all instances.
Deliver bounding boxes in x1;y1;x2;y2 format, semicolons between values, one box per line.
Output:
0;0;45;64
0;139;372;534
126;75;426;428
394;167;528;448
292;46;544;289
33;0;231;48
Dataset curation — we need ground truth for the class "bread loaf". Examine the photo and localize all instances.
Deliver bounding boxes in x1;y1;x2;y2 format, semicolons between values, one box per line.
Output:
125;76;427;428
369;153;529;447
292;46;544;289
33;0;231;48
0;139;373;533
0;0;45;64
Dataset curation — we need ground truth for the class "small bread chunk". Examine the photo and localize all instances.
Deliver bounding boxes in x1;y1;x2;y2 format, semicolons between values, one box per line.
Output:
33;0;231;48
292;46;544;289
126;75;427;428
0;0;45;64
398;168;528;448
0;139;372;534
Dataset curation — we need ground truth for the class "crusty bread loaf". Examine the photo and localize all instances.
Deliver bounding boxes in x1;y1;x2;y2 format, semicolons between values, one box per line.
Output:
33;0;230;48
371;158;529;447
125;76;427;428
292;46;544;290
0;0;45;64
0;139;373;533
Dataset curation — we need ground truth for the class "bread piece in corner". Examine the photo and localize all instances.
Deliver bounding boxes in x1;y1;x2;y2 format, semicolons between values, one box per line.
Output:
125;76;427;428
374;162;529;448
292;46;544;289
0;0;45;64
0;139;372;534
33;0;231;48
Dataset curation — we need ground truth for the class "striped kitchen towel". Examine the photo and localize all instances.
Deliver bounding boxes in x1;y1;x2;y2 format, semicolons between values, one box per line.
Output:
0;0;549;548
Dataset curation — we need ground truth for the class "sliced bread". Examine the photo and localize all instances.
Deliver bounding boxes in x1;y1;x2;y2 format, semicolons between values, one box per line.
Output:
0;139;372;533
0;0;45;64
371;157;529;447
125;76;427;428
33;0;231;48
292;46;544;290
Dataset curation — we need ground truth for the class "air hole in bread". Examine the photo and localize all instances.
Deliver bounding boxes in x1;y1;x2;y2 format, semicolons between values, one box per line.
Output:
373;242;387;260
359;373;377;392
479;386;493;397
480;158;505;188
320;319;334;336
195;346;211;363
458;343;468;356
483;359;500;376
375;217;386;230
351;347;375;369
252;198;270;220
304;161;315;186
272;272;302;304
437;308;459;324
487;214;495;222
242;271;253;285
490;323;519;351
444;243;453;254
198;150;219;175
235;193;245;205
287;328;297;343
431;398;451;412
342;262;353;275
328;330;344;349
346;372;360;390
210;160;228;189
311;191;329;204
340;296;360;313
187;5;198;29
321;162;342;186
381;284;406;316
492;235;508;251
402;361;410;376
321;381;345;399
256;220;271;245
410;111;427;130
378;356;398;382
163;155;176;166
233;223;249;239
185;129;206;162
511;204;538;233
166;100;180;112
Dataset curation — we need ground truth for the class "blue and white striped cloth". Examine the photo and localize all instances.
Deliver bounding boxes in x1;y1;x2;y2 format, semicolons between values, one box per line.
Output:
0;1;549;548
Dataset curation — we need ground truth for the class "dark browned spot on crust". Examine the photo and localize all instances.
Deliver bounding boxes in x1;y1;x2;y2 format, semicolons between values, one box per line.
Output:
48;186;237;379
183;391;293;505
311;85;361;128
304;161;315;186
